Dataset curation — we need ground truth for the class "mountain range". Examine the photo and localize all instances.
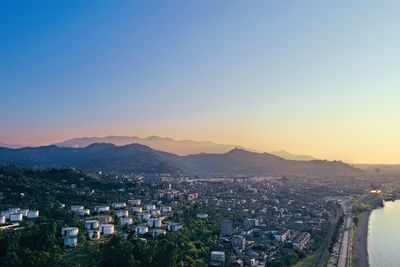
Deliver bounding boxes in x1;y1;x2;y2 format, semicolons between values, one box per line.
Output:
0;143;361;177
52;135;317;161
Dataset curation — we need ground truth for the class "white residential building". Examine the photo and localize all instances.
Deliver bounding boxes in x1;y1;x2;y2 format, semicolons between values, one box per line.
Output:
61;227;79;237
167;223;183;232
112;203;126;209
130;206;142;213
27;210;39;218
84;220;100;230
79;209;91;216
161;206;172;213
116;210;129;218
100;224;115;235
94;206;110;213
146;204;156;211
120;217;133;226
147;218;163;228
137;212;150;221
93;215;113;223
136;226;148;235
64;236;78;247
88;230;101;240
150;209;161;217
71;205;84;212
197;213;209;219
20;209;29;217
128;199;141;206
152;229;166;238
10;213;23;222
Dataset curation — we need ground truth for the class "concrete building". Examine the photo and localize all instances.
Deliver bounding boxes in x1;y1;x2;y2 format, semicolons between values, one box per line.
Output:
136;226;148;235
112;202;127;209
167;223;183;232
150;209;161;217
152;229;166;238
9;208;20;214
116;210;129;218
128;199;141;206
196;213;208;219
147;218;163;228
93;215;113;223
100;224;115;235
232;235;246;253
20;209;29;217
293;232;310;250
137;212;150;221
120;217;133;226
274;229;290;242
79;209;91;216
94;206;110;213
161;206;172;213
64;236;78;247
146;204;156;211
221;219;233;237
84;220;100;230
61;227;79;237
27;210;39;218
130;206;142;213
71;205;84;212
88;230;101;240
10;213;23;222
210;251;225;266
1;210;10;219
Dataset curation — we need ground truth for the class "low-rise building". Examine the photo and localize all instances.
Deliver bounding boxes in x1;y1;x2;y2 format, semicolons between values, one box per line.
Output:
94;206;110;213
10;213;23;222
136;226;148;235
0;215;5;224
85;220;100;230
88;230;101;240
116;210;129;218
61;227;79;237
167;223;183;232
120;217;133;226
147;218;163;228
210;251;225;266
196;213;208;219
130;206;142;213
146;204;156;211
71;205;84;212
93;215;113;223
293;232;310;250
128;199;141;206
79;209;91;216
27;210;39;218
274;228;290;242
152;229;166;238
100;224;115;235
112;202;127;209
64;236;78;247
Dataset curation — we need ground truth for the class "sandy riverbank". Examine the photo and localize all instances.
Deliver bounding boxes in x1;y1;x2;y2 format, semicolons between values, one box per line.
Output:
353;210;371;267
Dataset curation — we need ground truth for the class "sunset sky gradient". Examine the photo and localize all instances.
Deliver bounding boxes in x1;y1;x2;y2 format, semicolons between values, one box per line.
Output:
1;1;400;163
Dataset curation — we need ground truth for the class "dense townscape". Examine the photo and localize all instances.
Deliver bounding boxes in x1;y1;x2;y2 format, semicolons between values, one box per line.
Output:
0;156;396;267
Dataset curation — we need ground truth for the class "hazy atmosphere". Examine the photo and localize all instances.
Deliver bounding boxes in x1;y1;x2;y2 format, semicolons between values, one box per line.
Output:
2;0;400;163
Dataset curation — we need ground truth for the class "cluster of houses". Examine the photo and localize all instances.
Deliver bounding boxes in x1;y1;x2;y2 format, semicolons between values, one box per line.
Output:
63;199;183;247
0;207;39;230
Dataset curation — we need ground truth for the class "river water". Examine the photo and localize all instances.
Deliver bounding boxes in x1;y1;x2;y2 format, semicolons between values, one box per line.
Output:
368;200;400;267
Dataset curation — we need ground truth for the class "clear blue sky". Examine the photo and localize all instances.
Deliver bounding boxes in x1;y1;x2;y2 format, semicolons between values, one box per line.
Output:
1;0;400;163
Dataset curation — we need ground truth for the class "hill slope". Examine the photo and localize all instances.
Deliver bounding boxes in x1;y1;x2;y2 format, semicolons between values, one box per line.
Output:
0;144;361;177
54;135;239;155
